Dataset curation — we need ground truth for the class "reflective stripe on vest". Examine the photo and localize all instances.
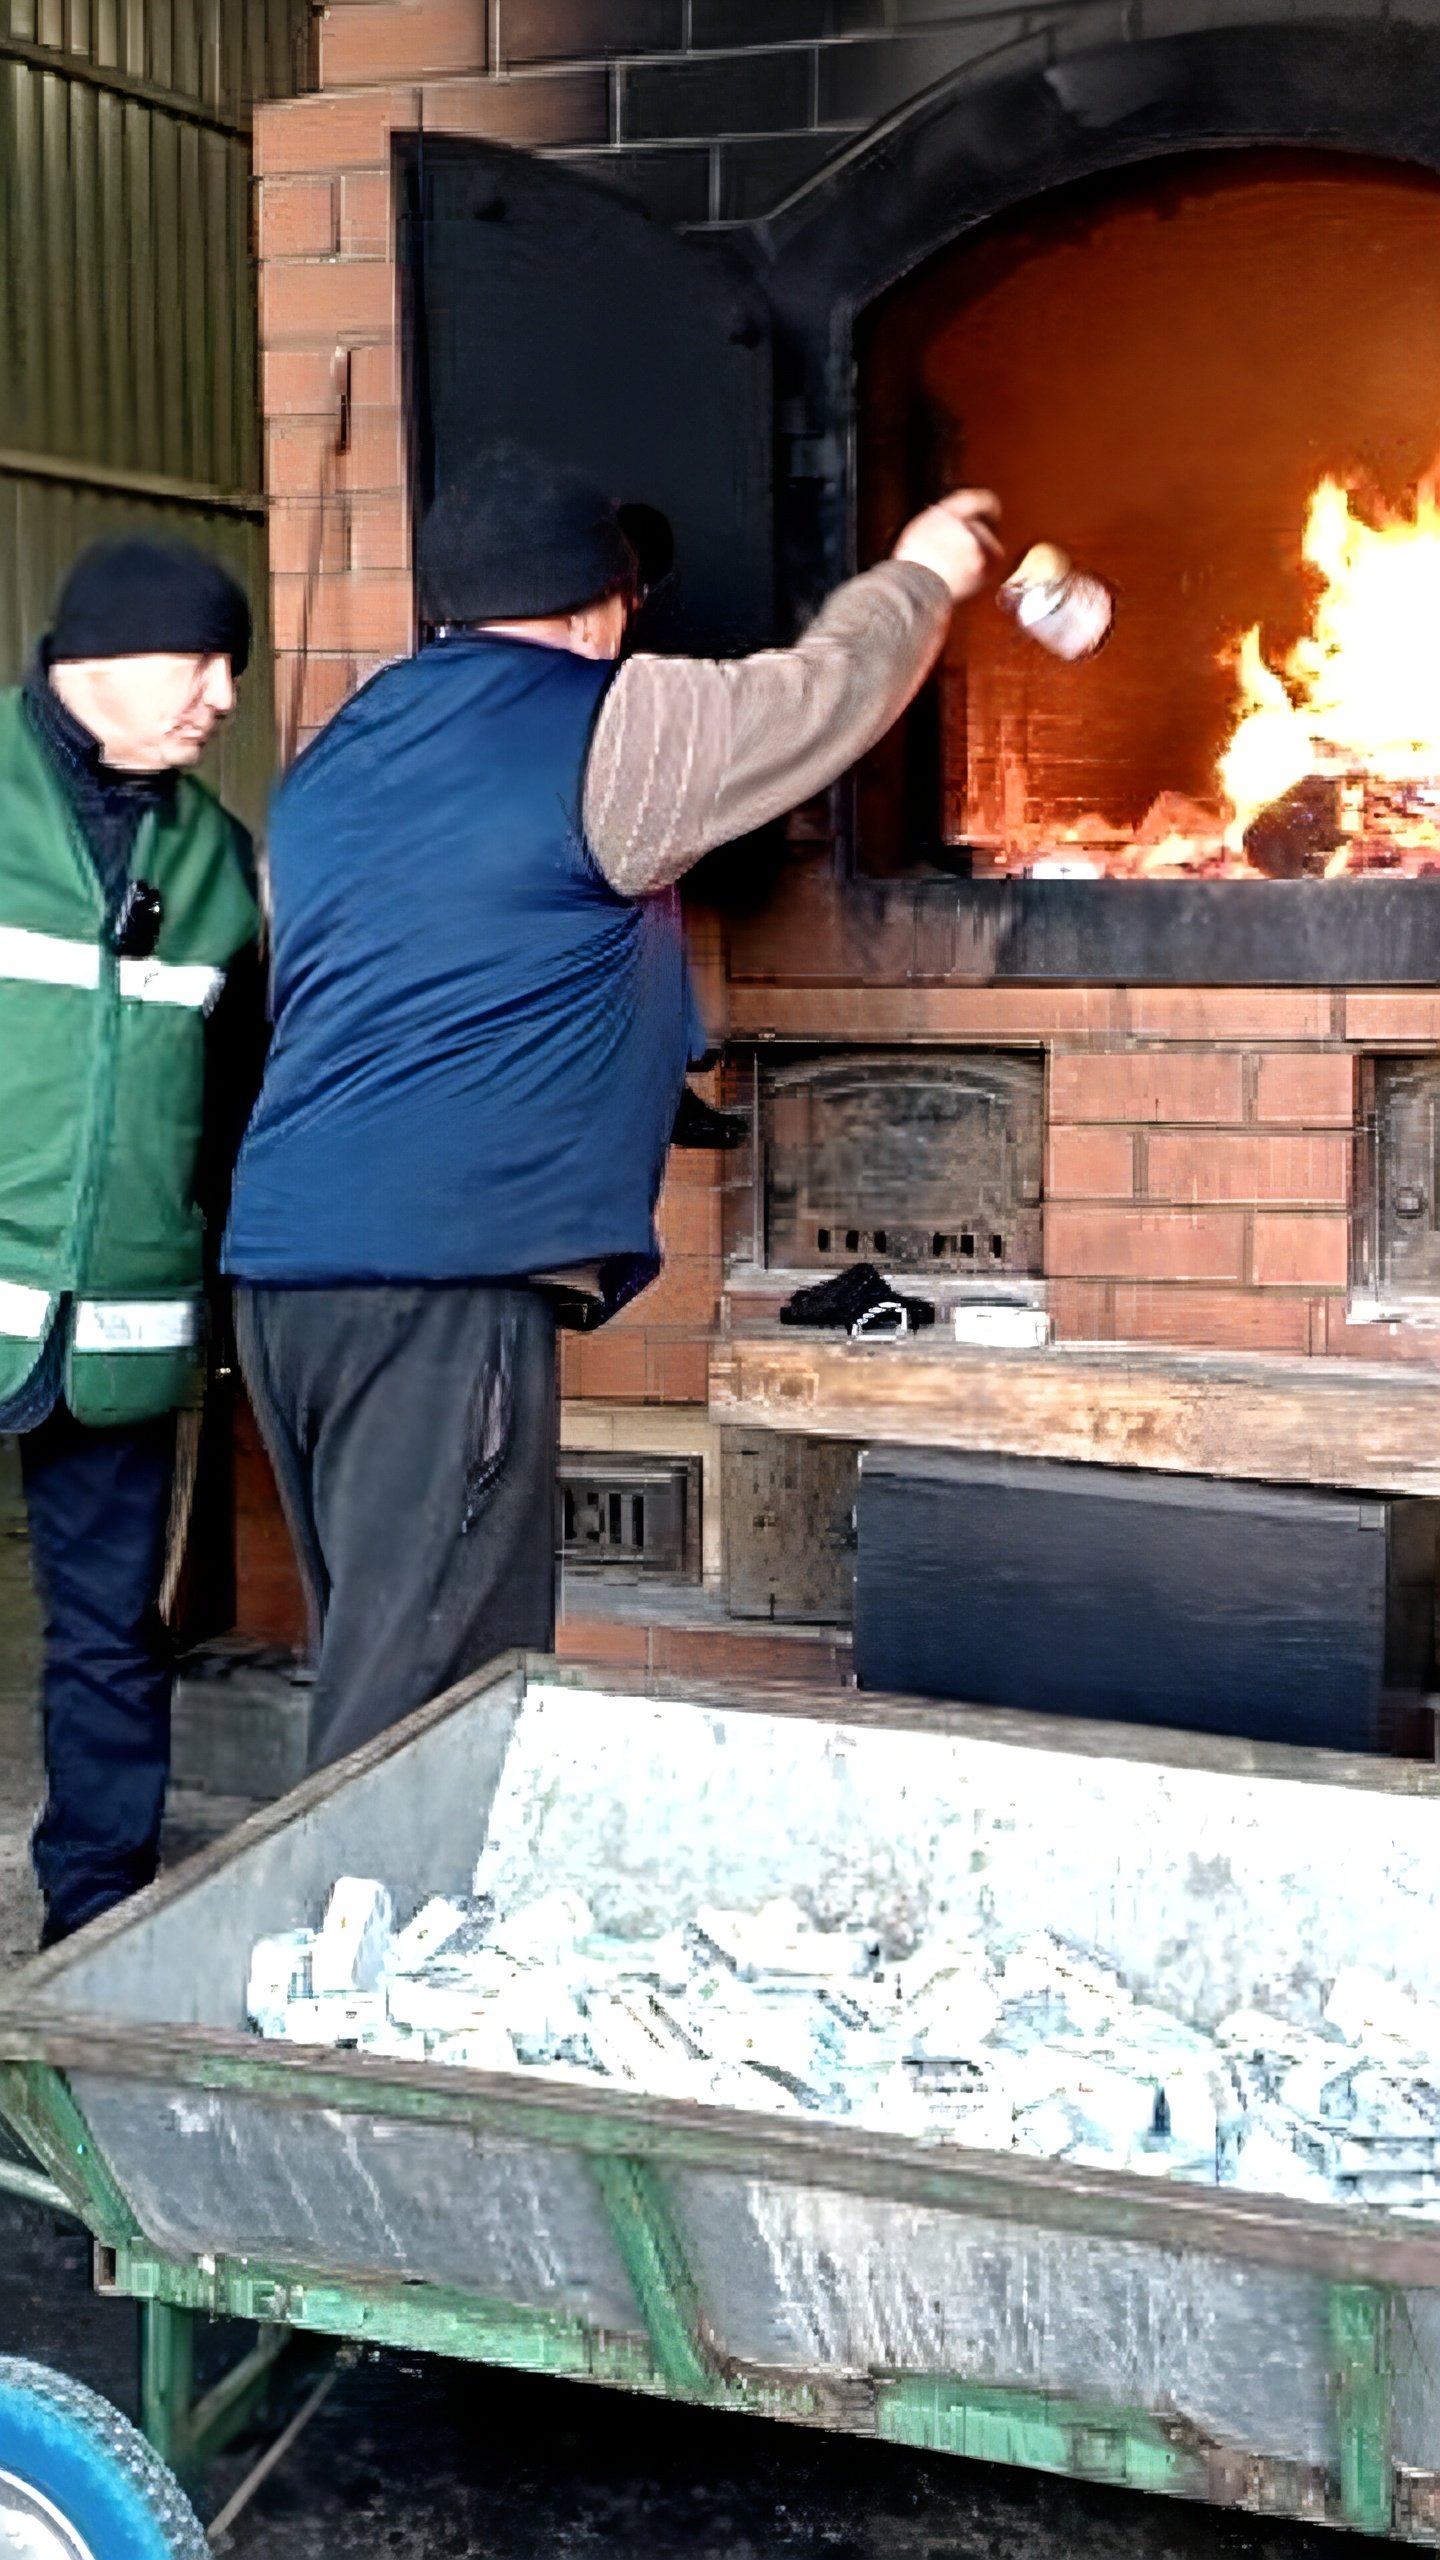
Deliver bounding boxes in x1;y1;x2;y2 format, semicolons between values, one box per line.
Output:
0;925;99;990
71;1299;201;1353
118;956;226;1013
0;927;223;1012
0;1280;51;1339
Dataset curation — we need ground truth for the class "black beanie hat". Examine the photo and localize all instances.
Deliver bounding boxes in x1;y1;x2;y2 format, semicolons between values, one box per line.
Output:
417;442;638;626
50;536;252;676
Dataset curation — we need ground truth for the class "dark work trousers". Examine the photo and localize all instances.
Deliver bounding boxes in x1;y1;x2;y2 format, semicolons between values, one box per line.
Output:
233;1284;558;1773
20;1403;177;1944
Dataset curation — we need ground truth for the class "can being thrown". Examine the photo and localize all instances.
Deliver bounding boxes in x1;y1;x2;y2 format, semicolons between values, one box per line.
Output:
998;543;1113;661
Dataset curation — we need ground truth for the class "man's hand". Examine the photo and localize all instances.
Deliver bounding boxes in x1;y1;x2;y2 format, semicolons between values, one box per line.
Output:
892;490;1003;604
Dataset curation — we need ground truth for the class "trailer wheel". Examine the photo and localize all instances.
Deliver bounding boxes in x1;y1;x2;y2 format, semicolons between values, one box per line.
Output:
0;2357;208;2559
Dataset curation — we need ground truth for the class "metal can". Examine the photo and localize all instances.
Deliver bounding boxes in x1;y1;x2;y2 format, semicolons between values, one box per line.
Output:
998;543;1113;661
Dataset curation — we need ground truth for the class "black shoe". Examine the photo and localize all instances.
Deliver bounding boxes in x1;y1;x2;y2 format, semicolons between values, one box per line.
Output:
671;1086;748;1150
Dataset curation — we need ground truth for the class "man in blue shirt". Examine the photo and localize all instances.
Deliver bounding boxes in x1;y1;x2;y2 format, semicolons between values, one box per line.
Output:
226;444;1000;1769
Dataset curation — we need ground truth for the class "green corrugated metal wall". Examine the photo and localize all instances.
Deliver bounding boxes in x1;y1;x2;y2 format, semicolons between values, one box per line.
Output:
0;1;312;830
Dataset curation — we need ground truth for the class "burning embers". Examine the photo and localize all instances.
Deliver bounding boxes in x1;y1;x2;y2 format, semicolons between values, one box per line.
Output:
992;473;1440;880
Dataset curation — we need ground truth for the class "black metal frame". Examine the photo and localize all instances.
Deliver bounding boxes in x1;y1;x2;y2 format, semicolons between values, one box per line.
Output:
395;24;1440;980
761;21;1440;601
754;22;1440;979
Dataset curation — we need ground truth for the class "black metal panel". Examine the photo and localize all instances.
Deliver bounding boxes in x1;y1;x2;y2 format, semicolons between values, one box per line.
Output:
731;874;1440;984
762;25;1440;612
759;1048;1042;1273
396;135;773;657
915;877;1440;985
855;1449;1389;1750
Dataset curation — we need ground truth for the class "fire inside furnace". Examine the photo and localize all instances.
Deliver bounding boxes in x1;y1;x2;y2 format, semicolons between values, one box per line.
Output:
1013;474;1440;882
858;156;1440;884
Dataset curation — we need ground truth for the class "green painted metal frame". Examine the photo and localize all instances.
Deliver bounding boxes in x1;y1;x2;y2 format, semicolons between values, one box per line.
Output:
1332;2283;1396;2534
0;2052;1420;2531
0;1648;1426;2537
103;2232;1408;2533
82;2120;1407;2535
139;2305;311;2488
0;2062;140;2246
875;2374;1201;2497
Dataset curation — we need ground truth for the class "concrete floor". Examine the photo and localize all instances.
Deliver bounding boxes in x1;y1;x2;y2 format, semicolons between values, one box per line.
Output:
0;1442;1375;2558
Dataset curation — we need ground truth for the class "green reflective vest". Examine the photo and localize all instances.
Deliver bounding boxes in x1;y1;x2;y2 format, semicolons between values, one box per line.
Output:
0;691;259;1427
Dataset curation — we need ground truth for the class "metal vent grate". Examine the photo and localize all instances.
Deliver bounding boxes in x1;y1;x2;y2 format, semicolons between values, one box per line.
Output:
756;1049;1044;1275
558;1453;699;1579
1361;1059;1431;1308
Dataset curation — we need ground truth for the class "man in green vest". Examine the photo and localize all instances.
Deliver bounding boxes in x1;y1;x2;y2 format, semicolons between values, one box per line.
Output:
0;536;259;1945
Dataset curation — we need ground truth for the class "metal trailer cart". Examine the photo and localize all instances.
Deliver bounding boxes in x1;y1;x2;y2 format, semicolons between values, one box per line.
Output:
1;1655;1440;2538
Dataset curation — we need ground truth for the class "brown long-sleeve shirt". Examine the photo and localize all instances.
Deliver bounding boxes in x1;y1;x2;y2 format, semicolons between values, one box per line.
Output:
529;559;953;1304
581;560;953;894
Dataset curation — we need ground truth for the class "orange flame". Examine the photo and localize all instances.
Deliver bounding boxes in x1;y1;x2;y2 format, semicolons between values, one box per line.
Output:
1219;472;1440;845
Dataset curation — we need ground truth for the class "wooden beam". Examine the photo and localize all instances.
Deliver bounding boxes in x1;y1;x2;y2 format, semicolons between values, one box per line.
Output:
708;1331;1440;1497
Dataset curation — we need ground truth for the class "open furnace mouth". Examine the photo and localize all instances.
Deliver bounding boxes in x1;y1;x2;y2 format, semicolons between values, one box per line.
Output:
857;150;1440;886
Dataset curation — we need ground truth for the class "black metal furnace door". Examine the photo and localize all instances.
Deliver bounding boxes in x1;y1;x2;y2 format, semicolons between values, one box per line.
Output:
396;136;773;657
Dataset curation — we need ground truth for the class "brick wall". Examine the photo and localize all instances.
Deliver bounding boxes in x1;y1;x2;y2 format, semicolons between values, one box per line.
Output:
726;967;1440;1363
259;0;1104;1418
259;0;1112;756
255;0;1440;1407
1044;997;1354;1357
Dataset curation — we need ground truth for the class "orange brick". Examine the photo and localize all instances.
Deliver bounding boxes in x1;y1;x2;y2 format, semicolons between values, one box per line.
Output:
569;1331;648;1402
1125;988;1332;1041
350;340;403;407
1252;1052;1355;1127
255;87;418;179
645;1336;709;1404
1345;992;1440;1044
339;168;393;257
662;1141;723;1189
258;175;338;261
1046;1206;1245;1283
349;492;411;572
271;568;413;653
233;1555;308;1649
266;497;348;574
1046;1278;1112;1341
266;414;333;500
279;653;358;732
657;1185;721;1260
651;1626;849;1688
555;1615;648;1667
343;403;409;494
639;1255;720;1329
1251;1214;1350;1289
270;659;312;735
1109;1284;1313;1354
1323;1304;1440;1364
320;0;488;87
262;256;398;346
233;1424;310;1649
1049;1050;1246;1126
1146;1131;1352;1209
1046;1126;1135;1199
262;344;347;418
